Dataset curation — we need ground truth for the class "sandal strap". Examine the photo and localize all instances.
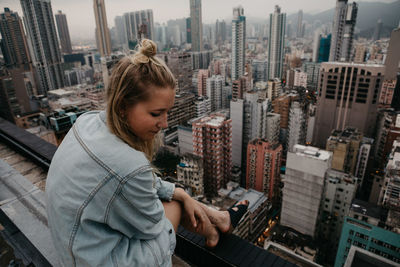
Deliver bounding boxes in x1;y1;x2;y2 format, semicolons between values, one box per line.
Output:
228;204;248;229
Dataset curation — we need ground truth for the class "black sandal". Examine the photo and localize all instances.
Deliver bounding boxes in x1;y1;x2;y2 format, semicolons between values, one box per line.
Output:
227;200;249;231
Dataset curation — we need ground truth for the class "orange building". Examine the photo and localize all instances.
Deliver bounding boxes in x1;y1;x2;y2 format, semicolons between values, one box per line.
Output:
246;139;282;201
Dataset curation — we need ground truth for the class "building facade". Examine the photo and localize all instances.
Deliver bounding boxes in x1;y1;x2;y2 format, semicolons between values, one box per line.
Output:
281;145;332;237
329;0;357;62
268;5;286;79
246;139;282;201
55;11;72;54
189;0;203;51
231;6;246;81
192;114;232;197
93;0;112;57
21;0;65;94
313;62;384;148
177;153;204;196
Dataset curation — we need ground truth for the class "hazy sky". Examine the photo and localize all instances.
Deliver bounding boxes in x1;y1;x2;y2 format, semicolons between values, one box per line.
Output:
1;0;395;40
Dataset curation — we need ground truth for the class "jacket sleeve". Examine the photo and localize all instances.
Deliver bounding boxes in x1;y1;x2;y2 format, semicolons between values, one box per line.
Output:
106;168;171;240
154;175;175;201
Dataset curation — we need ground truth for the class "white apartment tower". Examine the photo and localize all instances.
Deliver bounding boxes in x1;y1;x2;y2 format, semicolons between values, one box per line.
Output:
268;5;286;80
231;6;246;81
206;75;224;112
329;0;358;62
281;145;332;237
230;99;244;167
287;101;306;152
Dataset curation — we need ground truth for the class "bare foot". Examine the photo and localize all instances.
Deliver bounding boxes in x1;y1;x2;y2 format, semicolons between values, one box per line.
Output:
200;200;249;234
180;207;220;247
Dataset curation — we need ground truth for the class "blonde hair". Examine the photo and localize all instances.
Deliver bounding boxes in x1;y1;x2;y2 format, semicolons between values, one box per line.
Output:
106;39;176;161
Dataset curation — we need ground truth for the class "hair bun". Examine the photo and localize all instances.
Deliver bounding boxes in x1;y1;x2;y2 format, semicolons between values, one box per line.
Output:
139;39;157;58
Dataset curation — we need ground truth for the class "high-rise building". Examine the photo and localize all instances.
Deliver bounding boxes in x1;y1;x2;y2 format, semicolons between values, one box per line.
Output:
123;10;154;47
197;69;209;96
93;0;112;57
186;17;191;44
215;19;227;45
293;70;307;87
189;0;203;51
272;93;298;129
326;127;363;176
252;59;268;83
267;78;281;100
20;0;64;94
380;27;400;107
318;34;331;62
206;75;224;111
192;114;232;197
296;10;303;38
163;51;193;94
378;139;400;210
177;153;204;196
232;77;246;101
319;169;358;253
231;6;246;81
302;62;321;91
335;199;400;267
166;93;196;131
372;19;383;41
281;145;332;237
191;50;212;69
268;5;286;79
0;8;31;69
230;99;244;168
55;11;72;54
287;101;306;152
313;62;385;148
329;0;358;62
114;16;127;48
194;96;211;117
265;113;280;145
354;44;366;63
246;139;282;201
312;31;321;62
354;137;373;185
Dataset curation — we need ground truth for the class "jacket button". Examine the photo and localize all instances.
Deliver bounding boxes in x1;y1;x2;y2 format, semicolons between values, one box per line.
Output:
169;229;173;234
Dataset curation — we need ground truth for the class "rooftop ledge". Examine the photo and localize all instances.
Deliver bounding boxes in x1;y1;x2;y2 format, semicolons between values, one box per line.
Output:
0;117;295;266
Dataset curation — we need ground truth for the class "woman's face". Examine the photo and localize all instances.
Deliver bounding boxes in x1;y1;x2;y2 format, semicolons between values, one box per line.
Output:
125;86;175;141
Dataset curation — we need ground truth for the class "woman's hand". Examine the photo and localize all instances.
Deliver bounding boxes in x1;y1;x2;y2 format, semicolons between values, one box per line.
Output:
172;188;206;228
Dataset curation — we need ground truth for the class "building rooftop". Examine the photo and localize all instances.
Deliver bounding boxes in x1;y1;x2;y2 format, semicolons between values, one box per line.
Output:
322;62;385;68
350;199;386;221
292;145;332;161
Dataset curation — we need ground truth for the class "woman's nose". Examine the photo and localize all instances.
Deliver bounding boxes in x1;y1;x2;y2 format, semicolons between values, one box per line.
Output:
159;114;168;129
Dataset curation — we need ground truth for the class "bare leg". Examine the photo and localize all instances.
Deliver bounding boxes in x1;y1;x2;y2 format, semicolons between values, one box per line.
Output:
162;200;220;247
198;200;249;233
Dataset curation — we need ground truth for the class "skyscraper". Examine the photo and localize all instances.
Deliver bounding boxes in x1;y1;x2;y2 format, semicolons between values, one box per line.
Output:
372;19;383;41
296;10;303;38
0;8;31;69
313;62;384;148
192;114;232;197
246;139;282;201
123;10;154;47
318;34;331;62
231;6;246;81
281;145;332;237
189;0;203;51
55;10;72;54
93;0;111;57
268;5;286;80
329;0;358;62
20;0;64;94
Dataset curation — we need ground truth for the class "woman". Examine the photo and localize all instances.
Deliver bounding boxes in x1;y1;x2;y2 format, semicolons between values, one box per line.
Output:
46;39;248;266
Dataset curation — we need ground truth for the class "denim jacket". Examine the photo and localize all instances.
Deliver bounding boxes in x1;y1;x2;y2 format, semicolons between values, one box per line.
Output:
46;111;176;266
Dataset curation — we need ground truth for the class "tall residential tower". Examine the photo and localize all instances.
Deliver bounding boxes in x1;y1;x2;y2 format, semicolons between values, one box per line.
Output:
20;0;64;94
329;0;358;62
268;5;286;80
189;0;203;51
93;0;112;57
231;6;246;81
55;10;72;54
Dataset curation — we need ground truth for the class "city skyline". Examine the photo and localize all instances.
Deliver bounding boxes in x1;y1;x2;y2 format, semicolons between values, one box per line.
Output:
1;0;395;40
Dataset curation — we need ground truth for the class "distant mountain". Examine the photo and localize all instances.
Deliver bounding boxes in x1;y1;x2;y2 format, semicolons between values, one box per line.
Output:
287;0;400;37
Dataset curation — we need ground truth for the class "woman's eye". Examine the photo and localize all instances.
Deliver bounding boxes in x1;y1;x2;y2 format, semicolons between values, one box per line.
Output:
150;112;161;117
